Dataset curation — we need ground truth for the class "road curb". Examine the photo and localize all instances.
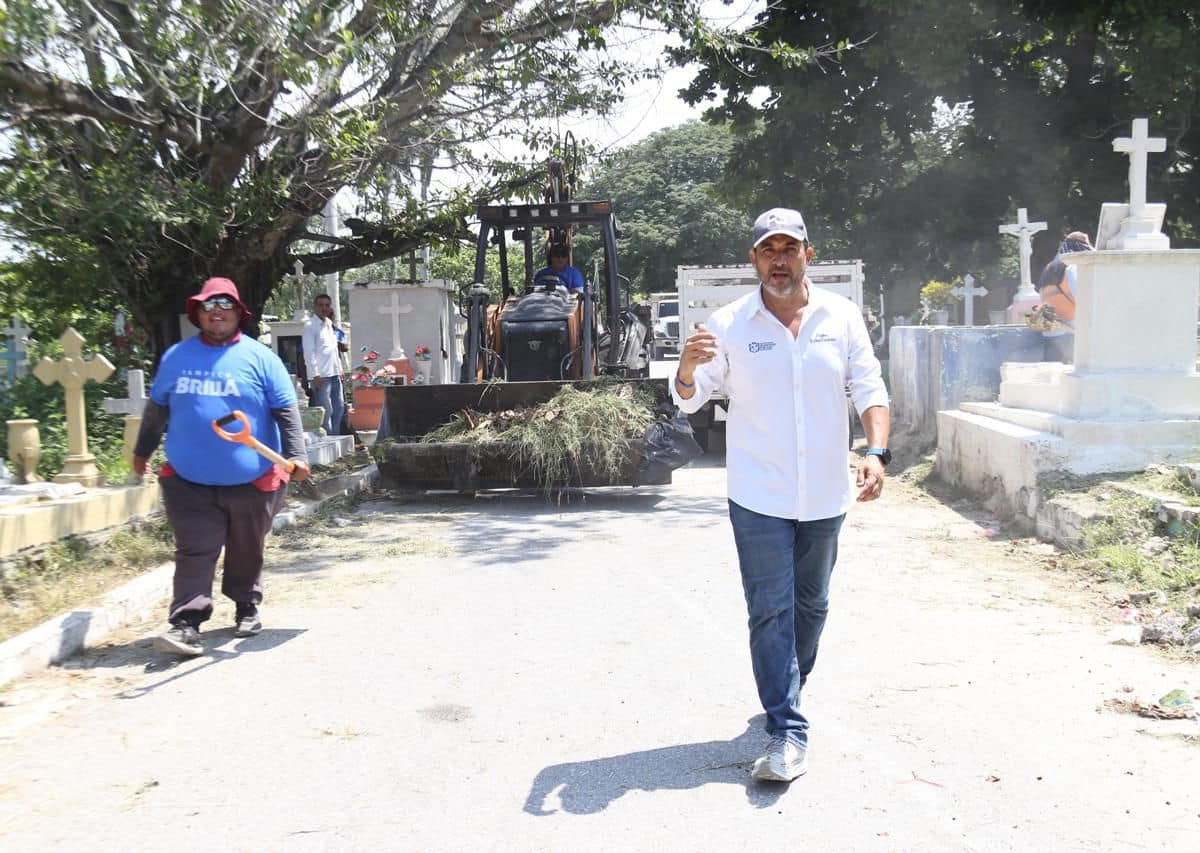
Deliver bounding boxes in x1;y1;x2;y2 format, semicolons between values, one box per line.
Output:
0;465;380;690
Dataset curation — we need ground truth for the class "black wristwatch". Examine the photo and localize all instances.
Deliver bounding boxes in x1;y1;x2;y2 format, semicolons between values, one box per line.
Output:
864;447;892;466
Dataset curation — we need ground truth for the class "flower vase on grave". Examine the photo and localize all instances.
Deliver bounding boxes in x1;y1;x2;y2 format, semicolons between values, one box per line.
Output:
416;359;432;384
348;386;385;431
6;419;41;484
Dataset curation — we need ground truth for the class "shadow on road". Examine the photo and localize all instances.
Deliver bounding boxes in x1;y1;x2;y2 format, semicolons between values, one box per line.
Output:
524;716;789;814
63;627;308;699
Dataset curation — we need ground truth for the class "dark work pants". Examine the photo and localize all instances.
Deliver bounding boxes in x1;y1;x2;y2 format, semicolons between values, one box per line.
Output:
159;474;286;626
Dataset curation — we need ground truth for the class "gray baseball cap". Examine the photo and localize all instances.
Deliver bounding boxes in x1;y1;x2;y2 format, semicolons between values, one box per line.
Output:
752;208;808;247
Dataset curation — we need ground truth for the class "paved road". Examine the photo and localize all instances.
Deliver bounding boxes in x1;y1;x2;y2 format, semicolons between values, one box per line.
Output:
1;461;1198;851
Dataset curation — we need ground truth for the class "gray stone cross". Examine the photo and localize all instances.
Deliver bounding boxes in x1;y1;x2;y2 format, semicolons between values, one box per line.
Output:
951;274;989;326
102;369;147;416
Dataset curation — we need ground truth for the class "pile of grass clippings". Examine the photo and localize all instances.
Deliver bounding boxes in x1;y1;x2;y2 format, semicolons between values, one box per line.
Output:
420;381;658;489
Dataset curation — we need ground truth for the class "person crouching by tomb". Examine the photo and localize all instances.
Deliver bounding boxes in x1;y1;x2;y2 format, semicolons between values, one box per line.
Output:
133;277;311;656
1034;231;1093;363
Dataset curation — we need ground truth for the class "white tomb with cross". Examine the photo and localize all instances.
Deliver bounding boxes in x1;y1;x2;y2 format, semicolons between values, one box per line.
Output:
348;280;461;386
936;117;1200;523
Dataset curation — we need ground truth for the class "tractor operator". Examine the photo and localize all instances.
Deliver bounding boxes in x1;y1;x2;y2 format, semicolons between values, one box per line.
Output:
533;243;585;293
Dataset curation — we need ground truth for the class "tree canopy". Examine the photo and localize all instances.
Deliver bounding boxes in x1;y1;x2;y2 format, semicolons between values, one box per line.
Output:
680;0;1200;308
576;120;750;296
0;0;715;360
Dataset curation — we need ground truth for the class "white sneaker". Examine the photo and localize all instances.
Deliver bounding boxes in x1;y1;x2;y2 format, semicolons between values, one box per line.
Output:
751;736;808;782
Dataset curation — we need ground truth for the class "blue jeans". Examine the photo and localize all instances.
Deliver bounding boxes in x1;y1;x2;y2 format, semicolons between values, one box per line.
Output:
312;375;345;435
728;500;845;747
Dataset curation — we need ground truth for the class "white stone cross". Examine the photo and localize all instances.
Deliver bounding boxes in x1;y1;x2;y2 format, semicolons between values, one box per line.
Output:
999;207;1048;301
284;259;319;322
102;369;147;416
951;274;989;326
1112;118;1166;219
378;291;414;358
33;327;115;486
101;369;149;483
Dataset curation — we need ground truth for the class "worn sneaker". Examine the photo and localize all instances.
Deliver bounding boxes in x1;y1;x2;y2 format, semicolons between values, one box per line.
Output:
751;736;808;782
234;604;262;637
153;622;203;656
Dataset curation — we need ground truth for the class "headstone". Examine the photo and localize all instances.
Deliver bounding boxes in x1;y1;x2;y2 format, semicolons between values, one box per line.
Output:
32;327;115;487
998;208;1048;317
937;119;1200;522
102;369;148;483
348;281;460;386
101;369;147;416
0;316;32;383
951;274;988;326
1098;117;1170;251
283;260;318;322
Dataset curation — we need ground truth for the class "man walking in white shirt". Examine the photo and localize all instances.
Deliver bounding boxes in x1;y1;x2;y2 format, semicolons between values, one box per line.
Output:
673;208;891;782
302;293;346;435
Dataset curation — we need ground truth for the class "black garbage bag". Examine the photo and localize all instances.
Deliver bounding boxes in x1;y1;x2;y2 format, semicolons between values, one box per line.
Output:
637;407;703;485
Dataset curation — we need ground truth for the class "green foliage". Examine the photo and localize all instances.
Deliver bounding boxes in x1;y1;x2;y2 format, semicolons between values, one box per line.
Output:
919;279;959;310
1075;490;1200;594
680;0;1200;313
573;121;751;296
0;1;712;363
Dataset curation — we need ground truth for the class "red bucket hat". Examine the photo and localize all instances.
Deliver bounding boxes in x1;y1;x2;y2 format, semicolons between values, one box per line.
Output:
186;277;253;328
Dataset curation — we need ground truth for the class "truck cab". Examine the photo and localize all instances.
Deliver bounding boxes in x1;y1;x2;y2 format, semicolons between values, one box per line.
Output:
648;292;680;359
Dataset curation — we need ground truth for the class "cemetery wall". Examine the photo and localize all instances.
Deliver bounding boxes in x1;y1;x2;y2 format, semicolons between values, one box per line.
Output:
889;325;1044;445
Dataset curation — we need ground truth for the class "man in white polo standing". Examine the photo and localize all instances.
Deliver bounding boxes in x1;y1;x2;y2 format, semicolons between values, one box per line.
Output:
302;293;346;435
673;208;891;782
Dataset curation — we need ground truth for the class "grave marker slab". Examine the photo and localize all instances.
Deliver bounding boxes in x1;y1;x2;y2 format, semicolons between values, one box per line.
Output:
32;328;115;486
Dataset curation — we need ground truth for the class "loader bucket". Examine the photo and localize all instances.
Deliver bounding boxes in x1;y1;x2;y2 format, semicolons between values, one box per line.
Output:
371;378;674;491
380;378;671;441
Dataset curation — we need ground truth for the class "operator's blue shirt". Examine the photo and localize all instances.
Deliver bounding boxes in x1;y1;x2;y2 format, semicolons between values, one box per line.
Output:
150;335;297;485
533;264;586;292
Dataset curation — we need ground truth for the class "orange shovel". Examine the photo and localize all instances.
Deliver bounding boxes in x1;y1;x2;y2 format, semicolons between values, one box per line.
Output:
212;411;295;472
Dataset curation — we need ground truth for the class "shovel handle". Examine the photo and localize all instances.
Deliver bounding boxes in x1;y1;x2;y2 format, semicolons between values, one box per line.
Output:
212;411;295;472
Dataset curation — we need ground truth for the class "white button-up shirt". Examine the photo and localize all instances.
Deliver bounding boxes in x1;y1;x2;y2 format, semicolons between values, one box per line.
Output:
672;284;889;521
303;314;343;379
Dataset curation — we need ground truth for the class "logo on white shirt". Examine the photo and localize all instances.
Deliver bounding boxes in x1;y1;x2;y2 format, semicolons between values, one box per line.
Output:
748;341;776;353
811;332;838;343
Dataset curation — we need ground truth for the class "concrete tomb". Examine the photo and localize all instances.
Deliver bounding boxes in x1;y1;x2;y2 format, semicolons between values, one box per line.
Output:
937;118;1200;521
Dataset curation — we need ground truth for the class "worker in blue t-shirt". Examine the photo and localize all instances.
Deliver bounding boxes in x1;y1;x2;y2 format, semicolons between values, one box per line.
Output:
533;244;585;293
133;277;310;657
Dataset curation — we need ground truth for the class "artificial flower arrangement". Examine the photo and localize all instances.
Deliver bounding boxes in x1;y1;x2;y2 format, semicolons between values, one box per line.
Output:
351;348;404;387
414;344;432;360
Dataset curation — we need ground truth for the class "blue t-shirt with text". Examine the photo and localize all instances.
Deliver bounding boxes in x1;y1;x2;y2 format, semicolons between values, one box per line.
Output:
150;335;297;485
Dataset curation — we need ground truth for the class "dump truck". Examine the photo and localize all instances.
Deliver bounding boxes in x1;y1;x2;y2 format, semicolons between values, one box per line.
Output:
372;197;670;492
675;260;867;451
